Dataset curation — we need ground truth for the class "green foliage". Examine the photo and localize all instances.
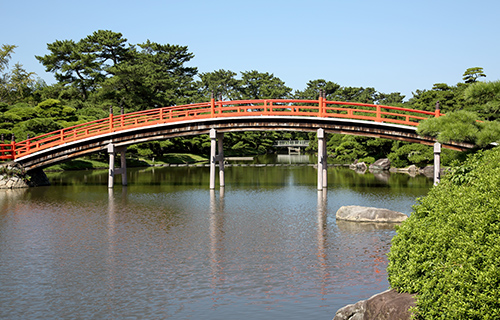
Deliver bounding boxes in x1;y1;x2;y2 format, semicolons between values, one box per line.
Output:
238;70;292;99
417;110;500;147
463;80;500;120
294;79;341;100
388;147;500;319
408;83;467;113
197;69;240;101
463;67;486;84
35;99;77;120
387;143;433;168
331;136;368;163
358;156;375;165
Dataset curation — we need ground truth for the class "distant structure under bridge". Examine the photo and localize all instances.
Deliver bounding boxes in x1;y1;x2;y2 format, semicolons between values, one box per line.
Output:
273;140;310;154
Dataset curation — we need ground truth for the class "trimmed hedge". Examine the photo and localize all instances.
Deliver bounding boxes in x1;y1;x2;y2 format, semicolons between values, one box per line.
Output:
388;147;500;319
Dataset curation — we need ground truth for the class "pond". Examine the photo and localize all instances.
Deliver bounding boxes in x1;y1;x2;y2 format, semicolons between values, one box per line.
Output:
0;164;431;319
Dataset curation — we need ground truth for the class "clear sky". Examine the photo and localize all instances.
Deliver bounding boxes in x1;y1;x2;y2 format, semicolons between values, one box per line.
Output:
1;0;499;100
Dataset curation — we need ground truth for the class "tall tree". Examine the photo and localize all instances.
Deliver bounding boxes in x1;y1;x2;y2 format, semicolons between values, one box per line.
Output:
36;39;102;100
197;69;239;101
36;31;199;110
462;67;486;84
238;70;292;99
294;79;340;100
0;44;17;74
463;80;500;120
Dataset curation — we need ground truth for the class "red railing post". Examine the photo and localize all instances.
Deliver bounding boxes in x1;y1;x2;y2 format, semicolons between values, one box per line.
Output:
435;101;441;118
211;95;215;118
376;105;382;122
318;91;324;117
109;106;114;132
11;134;15;159
120;106;125;128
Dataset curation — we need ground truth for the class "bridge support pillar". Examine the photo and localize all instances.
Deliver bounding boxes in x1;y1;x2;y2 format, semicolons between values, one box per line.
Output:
210;129;225;189
108;143;127;188
317;128;328;190
433;142;441;186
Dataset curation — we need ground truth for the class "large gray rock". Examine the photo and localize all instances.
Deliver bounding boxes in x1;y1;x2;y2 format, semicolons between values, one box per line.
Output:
333;289;416;320
336;205;408;223
369;158;391;171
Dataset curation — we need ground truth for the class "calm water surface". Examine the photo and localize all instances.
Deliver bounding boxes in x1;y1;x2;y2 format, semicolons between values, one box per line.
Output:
0;164;432;319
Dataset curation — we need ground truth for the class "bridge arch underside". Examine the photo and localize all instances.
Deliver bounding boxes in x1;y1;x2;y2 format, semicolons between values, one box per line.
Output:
15;116;474;171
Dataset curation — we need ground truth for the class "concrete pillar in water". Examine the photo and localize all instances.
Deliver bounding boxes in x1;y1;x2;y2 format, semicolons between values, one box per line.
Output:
217;132;225;188
209;129;225;189
317;128;327;190
107;143;127;188
434;142;441;186
210;129;217;189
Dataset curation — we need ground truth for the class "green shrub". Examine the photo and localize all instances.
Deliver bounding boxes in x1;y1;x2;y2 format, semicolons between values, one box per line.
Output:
388;147;500;319
358;156;375;165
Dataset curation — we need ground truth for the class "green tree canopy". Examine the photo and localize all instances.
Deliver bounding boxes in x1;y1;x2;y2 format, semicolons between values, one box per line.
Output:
462;67;486;84
197;69;239;101
238;70;292;99
294;79;341;100
463;80;500;121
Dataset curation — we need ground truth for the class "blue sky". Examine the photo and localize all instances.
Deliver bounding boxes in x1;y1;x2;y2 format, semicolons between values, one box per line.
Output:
1;0;499;100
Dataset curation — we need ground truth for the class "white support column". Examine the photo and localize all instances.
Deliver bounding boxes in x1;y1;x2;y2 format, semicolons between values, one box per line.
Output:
434;142;441;186
210;129;217;189
108;144;127;188
217;132;225;188
322;131;328;189
117;146;127;186
317;128;325;190
108;143;115;188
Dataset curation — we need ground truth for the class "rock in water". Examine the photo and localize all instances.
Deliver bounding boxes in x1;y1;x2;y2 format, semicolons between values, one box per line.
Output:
336;205;407;223
333;289;416;320
369;158;391;171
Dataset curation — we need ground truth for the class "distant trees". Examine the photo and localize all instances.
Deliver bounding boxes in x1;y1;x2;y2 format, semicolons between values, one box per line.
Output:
0;44;39;104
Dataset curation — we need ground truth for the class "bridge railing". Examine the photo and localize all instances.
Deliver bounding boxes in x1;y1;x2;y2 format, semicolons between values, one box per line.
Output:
4;98;441;160
274;140;310;147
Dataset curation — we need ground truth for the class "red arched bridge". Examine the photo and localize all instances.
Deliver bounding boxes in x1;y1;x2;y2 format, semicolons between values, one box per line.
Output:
0;98;474;188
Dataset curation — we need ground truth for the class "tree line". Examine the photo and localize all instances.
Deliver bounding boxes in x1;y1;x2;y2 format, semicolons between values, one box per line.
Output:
1;30;499;166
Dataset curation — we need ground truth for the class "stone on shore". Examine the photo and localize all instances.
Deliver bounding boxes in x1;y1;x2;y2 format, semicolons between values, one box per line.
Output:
0;162;50;189
336;205;408;223
333;289;416;320
369;158;391;171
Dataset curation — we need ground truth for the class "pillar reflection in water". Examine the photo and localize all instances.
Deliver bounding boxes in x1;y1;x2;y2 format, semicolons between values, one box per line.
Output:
106;187;128;284
209;187;225;302
316;189;328;298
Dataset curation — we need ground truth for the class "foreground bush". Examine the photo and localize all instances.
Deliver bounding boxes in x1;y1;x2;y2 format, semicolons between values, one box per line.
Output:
388;147;500;319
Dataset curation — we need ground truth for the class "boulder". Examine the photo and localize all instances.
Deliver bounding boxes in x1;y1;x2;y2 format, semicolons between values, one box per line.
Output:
336;205;408;223
349;161;367;172
369;158;391;171
333;289;416;320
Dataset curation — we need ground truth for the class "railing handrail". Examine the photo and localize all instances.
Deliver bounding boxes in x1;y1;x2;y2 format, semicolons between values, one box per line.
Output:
0;98;442;160
274;140;310;146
